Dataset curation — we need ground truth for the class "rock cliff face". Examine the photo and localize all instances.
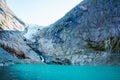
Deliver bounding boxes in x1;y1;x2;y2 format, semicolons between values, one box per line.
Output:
0;0;120;65
0;0;42;65
0;31;41;61
28;0;120;65
0;0;25;30
0;47;22;66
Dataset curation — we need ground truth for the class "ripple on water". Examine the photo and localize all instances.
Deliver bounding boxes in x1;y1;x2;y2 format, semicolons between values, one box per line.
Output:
0;64;120;80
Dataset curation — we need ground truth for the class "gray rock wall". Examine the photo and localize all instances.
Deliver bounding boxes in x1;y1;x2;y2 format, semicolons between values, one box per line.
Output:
28;0;120;65
0;0;26;31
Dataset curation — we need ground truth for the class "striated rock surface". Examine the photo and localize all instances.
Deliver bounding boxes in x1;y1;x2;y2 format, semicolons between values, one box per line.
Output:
28;0;120;65
0;0;120;65
0;1;42;65
0;47;22;66
0;0;25;31
0;31;41;61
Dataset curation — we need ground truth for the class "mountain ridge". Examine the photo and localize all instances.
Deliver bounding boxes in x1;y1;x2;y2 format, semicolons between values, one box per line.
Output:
0;0;120;65
0;0;26;31
28;0;120;65
0;1;43;65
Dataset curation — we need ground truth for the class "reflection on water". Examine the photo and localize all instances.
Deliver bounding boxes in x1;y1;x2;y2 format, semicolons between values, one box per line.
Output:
0;64;120;80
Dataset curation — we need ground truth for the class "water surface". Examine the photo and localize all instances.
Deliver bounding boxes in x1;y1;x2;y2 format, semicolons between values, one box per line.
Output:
0;64;120;80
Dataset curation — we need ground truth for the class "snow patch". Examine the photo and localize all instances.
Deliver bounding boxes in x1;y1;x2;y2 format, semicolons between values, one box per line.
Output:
24;25;42;39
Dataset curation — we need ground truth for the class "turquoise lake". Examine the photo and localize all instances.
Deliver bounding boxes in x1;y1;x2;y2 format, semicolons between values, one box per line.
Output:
0;64;120;80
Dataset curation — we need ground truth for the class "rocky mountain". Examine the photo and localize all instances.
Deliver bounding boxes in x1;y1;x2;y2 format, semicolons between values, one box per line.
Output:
28;0;120;65
0;0;43;66
0;0;25;30
0;0;120;66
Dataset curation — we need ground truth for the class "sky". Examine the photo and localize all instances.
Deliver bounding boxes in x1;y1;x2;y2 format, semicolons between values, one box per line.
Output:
6;0;82;26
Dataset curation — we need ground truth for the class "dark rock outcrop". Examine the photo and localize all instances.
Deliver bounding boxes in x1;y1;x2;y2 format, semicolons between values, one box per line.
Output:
28;0;120;65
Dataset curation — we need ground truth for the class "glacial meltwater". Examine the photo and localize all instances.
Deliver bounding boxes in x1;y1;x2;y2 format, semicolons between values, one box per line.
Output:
0;64;120;80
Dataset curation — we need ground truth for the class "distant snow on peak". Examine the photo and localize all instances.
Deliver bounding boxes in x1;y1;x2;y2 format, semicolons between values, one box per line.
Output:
24;25;43;39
